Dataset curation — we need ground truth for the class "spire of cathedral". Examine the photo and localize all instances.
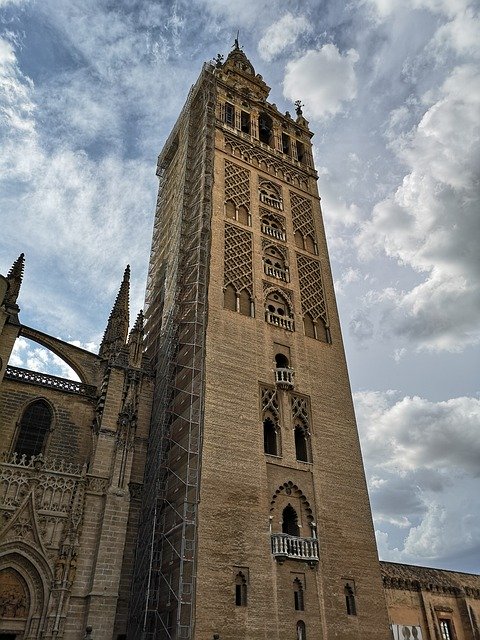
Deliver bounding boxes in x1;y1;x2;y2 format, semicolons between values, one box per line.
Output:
4;253;25;306
99;265;130;359
127;309;144;368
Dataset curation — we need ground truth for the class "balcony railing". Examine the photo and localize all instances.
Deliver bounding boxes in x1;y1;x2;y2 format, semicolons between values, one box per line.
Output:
260;193;283;210
266;311;294;332
261;223;286;242
271;533;319;562
275;367;294;389
264;264;288;282
4;366;97;397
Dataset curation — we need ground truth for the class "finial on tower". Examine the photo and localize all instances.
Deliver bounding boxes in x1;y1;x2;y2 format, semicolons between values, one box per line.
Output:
233;31;241;50
4;252;25;306
295;100;304;117
99;265;130;360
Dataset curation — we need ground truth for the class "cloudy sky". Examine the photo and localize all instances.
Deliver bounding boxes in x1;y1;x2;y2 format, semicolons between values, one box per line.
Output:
1;0;479;573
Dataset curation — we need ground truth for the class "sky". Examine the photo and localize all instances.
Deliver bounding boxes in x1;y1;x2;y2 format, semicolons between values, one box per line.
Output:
0;0;479;573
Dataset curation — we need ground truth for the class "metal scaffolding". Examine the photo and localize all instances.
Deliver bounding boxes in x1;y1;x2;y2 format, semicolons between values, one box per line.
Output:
128;64;216;640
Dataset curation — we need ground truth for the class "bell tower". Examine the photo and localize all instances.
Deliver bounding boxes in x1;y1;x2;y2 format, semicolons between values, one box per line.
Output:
129;43;390;639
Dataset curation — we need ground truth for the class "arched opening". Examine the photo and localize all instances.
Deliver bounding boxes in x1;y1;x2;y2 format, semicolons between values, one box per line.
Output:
259;182;283;210
294;578;304;611
263;417;278;456
294;231;304;250
345;584;357;616
294;425;310;463
296;620;307;640
305;234;316;254
14;400;52;458
282;505;300;537
225;199;236;220
304;314;316;339
258;112;273;146
235;572;247;606
238;289;251;317
0;567;29;623
9;336;81;381
224;284;237;312
237;204;249;226
275;353;289;368
263;246;287;281
265;291;293;331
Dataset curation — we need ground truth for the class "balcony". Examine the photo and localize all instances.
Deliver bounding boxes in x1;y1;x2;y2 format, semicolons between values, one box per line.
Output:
275;367;294;390
265;311;294;332
264;263;288;282
260;192;283;211
261;223;286;242
271;533;319;563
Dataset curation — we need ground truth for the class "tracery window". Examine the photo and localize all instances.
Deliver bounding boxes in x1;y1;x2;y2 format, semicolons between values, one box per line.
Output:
294;424;311;463
265;290;294;332
263;244;288;282
14;399;52;458
259;181;283;211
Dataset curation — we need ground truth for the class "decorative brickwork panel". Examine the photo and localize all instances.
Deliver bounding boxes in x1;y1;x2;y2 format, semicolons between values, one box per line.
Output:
225;160;250;211
296;255;328;326
291;395;310;429
261;387;280;420
290;192;316;241
224;224;253;295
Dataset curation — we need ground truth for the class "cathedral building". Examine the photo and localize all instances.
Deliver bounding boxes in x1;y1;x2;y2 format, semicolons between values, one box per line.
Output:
0;45;479;640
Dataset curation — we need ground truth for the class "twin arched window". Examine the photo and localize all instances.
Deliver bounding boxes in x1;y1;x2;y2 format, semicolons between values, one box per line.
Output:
14;400;52;459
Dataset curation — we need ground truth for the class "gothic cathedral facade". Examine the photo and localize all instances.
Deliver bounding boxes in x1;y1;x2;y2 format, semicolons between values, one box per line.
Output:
1;46;479;640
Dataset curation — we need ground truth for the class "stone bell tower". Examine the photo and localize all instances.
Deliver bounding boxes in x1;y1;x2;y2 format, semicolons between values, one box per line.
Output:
129;43;390;640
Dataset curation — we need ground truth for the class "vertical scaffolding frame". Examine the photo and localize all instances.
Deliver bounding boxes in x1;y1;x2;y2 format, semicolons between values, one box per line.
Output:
128;64;216;640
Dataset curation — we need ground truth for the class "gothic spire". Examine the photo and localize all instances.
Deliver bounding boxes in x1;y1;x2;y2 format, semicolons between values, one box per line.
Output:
4;253;25;306
127;309;144;368
99;265;130;360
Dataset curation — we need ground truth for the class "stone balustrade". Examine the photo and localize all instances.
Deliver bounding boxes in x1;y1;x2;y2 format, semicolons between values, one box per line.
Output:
4;366;96;397
261;223;286;242
271;533;319;562
265;311;294;332
275;367;294;389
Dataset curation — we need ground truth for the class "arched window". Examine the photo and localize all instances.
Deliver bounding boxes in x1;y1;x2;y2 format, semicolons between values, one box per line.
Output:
261;213;286;241
263;246;287;282
235;572;247;606
259;181;283;210
294;425;310;463
296;620;307;640
294;579;304;611
275;353;289;369
303;313;316;339
224;284;237;311
263;417;279;456
15;400;52;458
345;583;356;616
282;505;300;537
265;291;294;331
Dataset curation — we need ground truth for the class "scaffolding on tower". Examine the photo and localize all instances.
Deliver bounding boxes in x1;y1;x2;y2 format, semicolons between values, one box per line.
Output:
128;63;216;640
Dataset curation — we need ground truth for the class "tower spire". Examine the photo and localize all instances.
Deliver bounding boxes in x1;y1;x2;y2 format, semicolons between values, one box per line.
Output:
127;309;144;368
4;253;25;306
99;265;130;360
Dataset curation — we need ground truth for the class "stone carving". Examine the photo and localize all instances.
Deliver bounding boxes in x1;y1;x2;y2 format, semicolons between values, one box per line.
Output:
290;192;316;246
261;387;280;421
0;568;29;618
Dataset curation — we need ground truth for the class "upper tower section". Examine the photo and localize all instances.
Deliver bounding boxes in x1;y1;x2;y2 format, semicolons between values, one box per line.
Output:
214;42;315;175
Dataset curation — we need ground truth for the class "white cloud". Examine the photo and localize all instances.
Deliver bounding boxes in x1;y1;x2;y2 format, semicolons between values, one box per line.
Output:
258;13;310;62
356;64;480;351
283;44;359;119
355;390;480;565
9;338;81;380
